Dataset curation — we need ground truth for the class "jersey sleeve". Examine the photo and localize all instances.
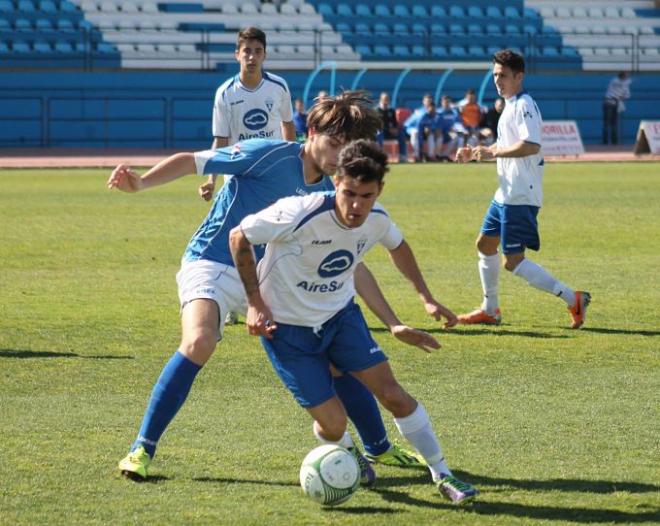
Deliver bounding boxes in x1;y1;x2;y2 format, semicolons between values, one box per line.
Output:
516;97;542;145
279;84;294;123
212;88;231;138
372;204;404;250
193;143;261;176
240;194;318;246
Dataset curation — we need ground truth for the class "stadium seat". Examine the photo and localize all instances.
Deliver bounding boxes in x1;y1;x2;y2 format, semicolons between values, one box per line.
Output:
221;3;237;14
355;44;371;57
280;3;297;15
556;7;571;18
411;5;427;18
467;24;483;35
411;45;426;58
336;3;352;17
605;7;620;18
36;18;54;31
17;0;36;12
430;6;446;18
393;45;410;58
317;3;333;16
539;7;554;18
299;4;315;15
355;22;371;35
0;18;9;30
524;24;538;35
468;45;486;58
14;18;32;31
543;46;559;56
411;23;426;36
393;5;409;18
449;23;465;35
57;18;75;31
524;7;540;19
373;44;391;58
355;4;371;17
33;41;51;53
336;22;351;34
486;6;503;18
505;25;521;35
430;23;446;35
572;6;587;18
373;23;390;36
38;0;57;13
374;5;391;18
240;3;257;14
449;45;467;57
449;5;465;18
467;6;484;18
95;42;116;53
12;41;31;52
486;24;502;35
260;3;276;15
504;7;520;19
0;42;9;53
587;7;605;18
0;0;13;12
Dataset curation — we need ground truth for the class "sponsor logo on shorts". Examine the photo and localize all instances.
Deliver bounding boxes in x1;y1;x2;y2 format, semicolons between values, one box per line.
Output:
318;250;354;278
369;346;382;354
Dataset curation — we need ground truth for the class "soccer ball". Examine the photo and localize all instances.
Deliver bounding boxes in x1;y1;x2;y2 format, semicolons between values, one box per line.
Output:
299;444;360;506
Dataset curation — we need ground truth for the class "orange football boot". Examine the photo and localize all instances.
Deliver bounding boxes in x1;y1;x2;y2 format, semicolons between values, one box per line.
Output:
457;308;502;325
568;291;591;329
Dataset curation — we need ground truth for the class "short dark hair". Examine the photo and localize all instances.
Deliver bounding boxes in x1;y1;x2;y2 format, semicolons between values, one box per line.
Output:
337;140;388;183
237;27;267;51
493;49;525;73
307;90;381;142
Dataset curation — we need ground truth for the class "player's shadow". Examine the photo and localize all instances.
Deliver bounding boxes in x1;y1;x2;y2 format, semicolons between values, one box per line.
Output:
578;327;660;337
368;327;568;339
193;476;298;488
0;348;133;360
373;472;660;523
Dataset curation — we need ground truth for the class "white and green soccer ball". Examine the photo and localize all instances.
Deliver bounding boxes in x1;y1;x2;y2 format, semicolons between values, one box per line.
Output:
299;444;360;506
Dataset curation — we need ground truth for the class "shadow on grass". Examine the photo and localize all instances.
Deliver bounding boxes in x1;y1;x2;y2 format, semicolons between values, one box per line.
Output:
578;327;660;337
193;476;298;487
0;348;133;360
373;472;660;523
368;327;569;339
454;470;660;494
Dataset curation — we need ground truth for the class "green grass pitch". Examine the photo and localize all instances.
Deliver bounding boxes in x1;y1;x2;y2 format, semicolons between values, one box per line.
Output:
1;162;658;525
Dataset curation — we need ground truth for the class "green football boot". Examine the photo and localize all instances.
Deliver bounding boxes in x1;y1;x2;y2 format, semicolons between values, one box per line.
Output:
118;446;151;481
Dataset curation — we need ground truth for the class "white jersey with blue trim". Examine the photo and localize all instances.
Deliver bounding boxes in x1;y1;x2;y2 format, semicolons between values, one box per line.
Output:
240;192;404;327
495;92;544;207
185;139;334;266
212;72;293;144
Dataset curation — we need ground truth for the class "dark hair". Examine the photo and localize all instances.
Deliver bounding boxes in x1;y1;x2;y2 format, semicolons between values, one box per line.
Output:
493;49;525;73
337;140;388;183
307;90;382;142
237;27;267;51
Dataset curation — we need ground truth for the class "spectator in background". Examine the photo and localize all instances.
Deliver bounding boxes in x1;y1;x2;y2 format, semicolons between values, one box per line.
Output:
437;95;460;161
455;88;476;110
479;97;504;145
459;90;484;146
404;93;434;162
293;98;308;141
603;71;631;145
376;92;408;163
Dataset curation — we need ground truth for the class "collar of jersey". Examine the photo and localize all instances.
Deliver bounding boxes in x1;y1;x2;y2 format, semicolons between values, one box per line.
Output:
236;74;264;92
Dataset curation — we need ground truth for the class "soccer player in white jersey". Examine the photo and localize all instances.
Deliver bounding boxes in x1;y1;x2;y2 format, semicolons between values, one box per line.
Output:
108;92;444;482
198;27;296;202
229;140;478;504
455;50;591;328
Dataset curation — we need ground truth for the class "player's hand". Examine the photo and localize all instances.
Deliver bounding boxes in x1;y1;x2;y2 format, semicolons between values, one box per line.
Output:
246;304;278;340
455;146;473;163
391;325;441;353
107;164;143;193
424;301;459;328
474;145;495;161
198;181;215;201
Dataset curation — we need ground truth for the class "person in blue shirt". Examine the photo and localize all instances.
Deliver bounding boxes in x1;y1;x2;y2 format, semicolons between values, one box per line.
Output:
437;95;461;161
107;92;450;481
292;97;308;142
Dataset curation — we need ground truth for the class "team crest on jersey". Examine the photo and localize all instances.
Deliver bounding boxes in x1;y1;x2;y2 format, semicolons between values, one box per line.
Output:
265;97;274;112
318;249;354;278
356;237;367;255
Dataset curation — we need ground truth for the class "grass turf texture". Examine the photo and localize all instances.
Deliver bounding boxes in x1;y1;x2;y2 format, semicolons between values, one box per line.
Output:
1;162;658;525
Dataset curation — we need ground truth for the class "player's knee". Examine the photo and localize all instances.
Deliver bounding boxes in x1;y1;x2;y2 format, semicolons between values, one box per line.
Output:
316;414;347;441
179;330;217;362
504;256;523;272
375;381;409;414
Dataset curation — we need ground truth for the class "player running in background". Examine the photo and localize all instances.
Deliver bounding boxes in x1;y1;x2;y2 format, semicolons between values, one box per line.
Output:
108;92;449;482
455;50;591;328
229;139;477;503
198;27;296;202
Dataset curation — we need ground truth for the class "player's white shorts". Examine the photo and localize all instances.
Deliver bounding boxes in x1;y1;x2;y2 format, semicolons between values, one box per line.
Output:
176;259;247;337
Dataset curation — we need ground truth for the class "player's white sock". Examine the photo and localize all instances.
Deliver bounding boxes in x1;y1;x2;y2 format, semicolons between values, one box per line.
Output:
409;130;420;159
513;259;576;306
478;252;500;314
313;422;354;449
427;135;436;158
394;403;452;481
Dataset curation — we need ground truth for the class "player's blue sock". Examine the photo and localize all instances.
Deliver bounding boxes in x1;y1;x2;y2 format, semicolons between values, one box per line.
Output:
131;351;202;458
334;374;390;456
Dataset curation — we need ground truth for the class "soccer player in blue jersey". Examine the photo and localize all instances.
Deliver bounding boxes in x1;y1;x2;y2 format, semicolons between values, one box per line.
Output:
455;50;591;328
108;92;452;481
229;139;477;503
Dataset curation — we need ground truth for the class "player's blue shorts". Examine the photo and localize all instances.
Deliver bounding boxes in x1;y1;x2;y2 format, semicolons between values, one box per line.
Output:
481;200;540;254
260;301;388;408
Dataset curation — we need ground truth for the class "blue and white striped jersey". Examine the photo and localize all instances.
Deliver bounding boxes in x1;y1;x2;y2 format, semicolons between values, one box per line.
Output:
240;192;403;327
185;139;334;265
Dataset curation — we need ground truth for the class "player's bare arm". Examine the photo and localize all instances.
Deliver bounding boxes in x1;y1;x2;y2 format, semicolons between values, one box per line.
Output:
388;240;458;328
199;137;229;201
228;226;277;339
355;263;441;352
281;121;297;142
107;153;196;192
